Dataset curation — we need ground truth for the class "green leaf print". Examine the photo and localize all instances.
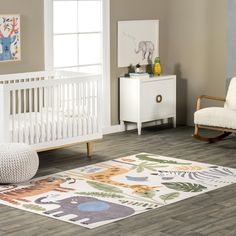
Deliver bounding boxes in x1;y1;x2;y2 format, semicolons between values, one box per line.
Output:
136;154;190;165
135;189;156;199
77;191;125;199
160;192;180;203
162;182;207;192
136;165;144;173
87;181;123;193
119;199;159;209
23;204;46;212
131;161;167;173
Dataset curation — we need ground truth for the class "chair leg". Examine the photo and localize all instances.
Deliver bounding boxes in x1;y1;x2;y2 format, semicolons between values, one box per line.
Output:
193;125;231;143
86;142;92;158
194;125;199;136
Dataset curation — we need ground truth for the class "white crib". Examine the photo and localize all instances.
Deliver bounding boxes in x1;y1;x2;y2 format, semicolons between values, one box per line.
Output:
0;71;102;156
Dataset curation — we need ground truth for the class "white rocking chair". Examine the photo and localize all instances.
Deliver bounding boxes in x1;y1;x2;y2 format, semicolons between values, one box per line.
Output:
194;77;236;142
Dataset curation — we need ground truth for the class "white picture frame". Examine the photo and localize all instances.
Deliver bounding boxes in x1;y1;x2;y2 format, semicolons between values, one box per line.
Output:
118;20;159;68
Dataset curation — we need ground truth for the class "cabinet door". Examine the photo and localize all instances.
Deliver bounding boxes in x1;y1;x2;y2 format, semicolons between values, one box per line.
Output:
120;78;140;122
141;79;176;122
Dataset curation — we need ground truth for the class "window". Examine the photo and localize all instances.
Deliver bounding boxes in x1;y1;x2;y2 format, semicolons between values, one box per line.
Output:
52;0;103;74
45;0;111;129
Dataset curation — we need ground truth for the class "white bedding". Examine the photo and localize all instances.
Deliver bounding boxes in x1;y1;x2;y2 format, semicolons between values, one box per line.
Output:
10;112;98;144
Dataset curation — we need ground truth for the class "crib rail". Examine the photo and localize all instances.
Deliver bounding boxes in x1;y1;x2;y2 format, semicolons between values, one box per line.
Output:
0;71;55;84
0;71;102;151
0;71;85;84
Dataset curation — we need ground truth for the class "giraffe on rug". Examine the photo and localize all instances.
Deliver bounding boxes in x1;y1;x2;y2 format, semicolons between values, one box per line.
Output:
79;164;160;194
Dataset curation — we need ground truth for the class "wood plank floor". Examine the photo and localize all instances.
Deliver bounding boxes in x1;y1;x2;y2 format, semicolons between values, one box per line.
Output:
0;126;236;236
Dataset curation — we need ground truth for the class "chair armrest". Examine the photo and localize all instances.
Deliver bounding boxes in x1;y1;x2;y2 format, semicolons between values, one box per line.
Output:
196;95;226;111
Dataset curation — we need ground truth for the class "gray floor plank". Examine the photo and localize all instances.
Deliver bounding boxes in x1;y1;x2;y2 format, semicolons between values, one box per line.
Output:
0;126;236;236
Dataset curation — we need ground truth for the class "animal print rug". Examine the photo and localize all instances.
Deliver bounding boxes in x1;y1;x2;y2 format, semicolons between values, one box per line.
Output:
0;153;236;229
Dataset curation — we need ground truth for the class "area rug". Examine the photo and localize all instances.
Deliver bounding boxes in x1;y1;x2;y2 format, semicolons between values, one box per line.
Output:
0;153;236;229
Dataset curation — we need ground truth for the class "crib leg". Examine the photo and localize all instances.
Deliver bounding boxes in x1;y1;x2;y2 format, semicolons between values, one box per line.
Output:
86;142;92;158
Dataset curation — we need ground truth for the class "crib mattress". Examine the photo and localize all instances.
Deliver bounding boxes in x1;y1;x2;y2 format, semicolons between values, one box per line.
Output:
10;112;98;144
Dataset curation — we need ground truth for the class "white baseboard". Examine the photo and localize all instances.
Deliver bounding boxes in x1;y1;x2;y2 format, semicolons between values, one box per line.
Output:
102;125;122;135
102;120;166;135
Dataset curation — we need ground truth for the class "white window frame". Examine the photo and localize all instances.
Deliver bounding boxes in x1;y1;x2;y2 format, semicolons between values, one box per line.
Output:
44;0;111;130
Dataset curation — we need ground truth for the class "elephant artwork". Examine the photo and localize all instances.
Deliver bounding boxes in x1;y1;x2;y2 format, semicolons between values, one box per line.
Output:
135;41;155;61
118;20;159;67
35;196;135;225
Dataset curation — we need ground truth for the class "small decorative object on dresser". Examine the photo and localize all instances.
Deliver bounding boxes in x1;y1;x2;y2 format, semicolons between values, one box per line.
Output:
129;72;150;79
120;75;176;135
135;64;141;73
153;57;162;76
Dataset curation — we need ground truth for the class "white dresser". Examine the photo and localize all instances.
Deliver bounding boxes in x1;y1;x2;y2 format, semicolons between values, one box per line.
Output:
120;75;176;135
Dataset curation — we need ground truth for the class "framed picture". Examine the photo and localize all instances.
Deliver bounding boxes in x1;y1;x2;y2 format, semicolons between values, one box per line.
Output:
0;14;21;62
118;20;159;68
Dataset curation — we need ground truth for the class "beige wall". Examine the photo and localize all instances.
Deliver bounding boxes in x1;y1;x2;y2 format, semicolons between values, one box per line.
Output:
0;0;227;126
110;0;227;125
0;0;44;74
163;0;227;125
228;0;236;79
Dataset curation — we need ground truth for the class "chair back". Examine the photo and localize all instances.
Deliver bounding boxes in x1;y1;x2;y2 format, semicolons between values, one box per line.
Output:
225;77;236;110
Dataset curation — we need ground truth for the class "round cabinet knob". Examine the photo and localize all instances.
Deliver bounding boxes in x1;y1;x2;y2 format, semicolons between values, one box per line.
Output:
156;95;163;103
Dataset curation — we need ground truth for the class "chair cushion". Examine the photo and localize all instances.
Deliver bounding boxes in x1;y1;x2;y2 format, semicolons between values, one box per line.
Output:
194;107;236;130
225;77;236;110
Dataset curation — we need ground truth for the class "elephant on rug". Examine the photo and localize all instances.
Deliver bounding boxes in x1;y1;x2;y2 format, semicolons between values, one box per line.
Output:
35;196;135;225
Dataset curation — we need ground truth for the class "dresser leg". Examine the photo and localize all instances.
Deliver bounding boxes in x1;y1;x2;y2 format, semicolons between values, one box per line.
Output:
121;120;126;131
173;116;176;128
137;123;142;135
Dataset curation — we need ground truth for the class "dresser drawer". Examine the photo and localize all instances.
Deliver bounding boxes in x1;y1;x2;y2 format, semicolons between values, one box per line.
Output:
140;79;176;122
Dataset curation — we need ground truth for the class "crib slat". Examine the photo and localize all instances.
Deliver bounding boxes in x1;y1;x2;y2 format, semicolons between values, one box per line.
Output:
12;90;16;142
62;83;66;138
94;80;98;132
29;88;34;144
72;83;76;137
77;82;81;136
56;84;60;140
46;86;50;141
82;82;85;135
90;81;93;134
39;87;44;143
23;89;27;144
84;82;88;135
18;89;21;142
95;80;98;132
87;81;91;134
91;81;95;133
67;83;71;137
51;86;55;141
35;87;39;143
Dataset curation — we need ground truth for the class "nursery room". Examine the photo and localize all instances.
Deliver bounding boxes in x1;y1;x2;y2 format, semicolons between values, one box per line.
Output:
0;0;235;235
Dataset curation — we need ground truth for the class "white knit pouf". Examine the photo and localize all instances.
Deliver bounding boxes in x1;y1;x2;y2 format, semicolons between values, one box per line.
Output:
0;143;39;184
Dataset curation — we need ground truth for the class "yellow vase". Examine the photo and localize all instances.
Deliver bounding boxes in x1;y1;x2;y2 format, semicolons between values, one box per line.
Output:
154;57;162;76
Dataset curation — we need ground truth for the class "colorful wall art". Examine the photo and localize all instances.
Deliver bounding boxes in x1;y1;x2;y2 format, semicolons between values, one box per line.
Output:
0;15;21;62
118;20;159;67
